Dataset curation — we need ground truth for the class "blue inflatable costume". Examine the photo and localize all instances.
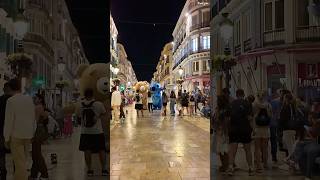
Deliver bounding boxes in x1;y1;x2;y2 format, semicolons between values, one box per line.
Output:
150;82;163;110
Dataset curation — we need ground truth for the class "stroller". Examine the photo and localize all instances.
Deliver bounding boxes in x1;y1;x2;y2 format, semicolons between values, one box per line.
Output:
200;105;211;119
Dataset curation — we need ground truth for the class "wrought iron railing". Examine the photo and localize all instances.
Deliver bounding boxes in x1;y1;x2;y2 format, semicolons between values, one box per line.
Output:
243;38;252;52
263;29;285;46
296;26;320;42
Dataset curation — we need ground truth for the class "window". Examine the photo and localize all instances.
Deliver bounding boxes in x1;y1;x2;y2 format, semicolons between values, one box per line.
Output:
193;61;199;72
242;10;251;40
202;35;210;49
275;0;284;29
192;37;198;52
298;0;309;26
234;20;241;45
202;11;210;24
192;14;198;26
264;2;273;31
203;60;209;72
264;0;284;31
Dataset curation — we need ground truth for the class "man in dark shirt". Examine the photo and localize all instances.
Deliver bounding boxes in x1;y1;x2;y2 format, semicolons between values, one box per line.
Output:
0;82;13;179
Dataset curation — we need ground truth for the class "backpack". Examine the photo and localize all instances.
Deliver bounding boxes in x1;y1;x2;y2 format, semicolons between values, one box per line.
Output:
255;108;271;126
82;101;97;128
231;99;248;121
135;94;140;102
182;93;189;104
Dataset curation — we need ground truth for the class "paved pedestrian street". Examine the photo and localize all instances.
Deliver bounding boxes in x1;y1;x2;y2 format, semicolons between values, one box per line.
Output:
110;105;210;180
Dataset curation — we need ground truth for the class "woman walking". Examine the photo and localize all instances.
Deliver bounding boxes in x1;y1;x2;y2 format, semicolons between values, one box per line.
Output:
169;91;176;115
30;94;49;180
189;95;195;116
253;91;272;173
177;91;183;116
147;91;153;113
62;103;73;137
162;92;168;116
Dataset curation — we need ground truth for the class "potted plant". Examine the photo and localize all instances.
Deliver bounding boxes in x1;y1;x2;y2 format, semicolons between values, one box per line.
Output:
6;53;33;78
308;0;320;17
56;80;69;89
212;55;237;72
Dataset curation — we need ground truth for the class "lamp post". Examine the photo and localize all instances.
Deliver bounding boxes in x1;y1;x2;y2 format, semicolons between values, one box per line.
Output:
177;66;184;91
57;57;65;107
14;8;29;93
219;13;234;92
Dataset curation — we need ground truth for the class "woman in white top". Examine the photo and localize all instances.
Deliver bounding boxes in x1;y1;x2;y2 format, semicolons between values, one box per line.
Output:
147;91;153;113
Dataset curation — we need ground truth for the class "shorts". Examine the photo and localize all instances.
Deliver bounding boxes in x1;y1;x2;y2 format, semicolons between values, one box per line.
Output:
135;104;143;110
79;134;106;153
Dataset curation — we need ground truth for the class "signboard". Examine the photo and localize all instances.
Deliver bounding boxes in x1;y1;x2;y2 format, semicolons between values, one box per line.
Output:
298;63;320;87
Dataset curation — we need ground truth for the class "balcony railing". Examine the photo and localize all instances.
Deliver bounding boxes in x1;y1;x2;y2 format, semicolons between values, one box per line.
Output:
172;47;209;70
190;21;210;32
23;33;54;56
234;44;241;56
296;26;320;42
263;29;285;46
243;38;252;52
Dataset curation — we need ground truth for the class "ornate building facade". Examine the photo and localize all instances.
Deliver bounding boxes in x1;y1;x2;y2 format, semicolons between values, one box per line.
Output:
172;0;210;94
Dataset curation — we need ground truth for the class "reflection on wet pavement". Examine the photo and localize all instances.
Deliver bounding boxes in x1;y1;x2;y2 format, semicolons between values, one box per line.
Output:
110;105;210;179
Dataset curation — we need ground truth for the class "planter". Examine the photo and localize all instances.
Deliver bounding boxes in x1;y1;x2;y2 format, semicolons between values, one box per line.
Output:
6;53;33;78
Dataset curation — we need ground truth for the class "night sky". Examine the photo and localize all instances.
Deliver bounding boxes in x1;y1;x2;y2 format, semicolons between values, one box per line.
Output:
111;0;185;81
66;0;109;63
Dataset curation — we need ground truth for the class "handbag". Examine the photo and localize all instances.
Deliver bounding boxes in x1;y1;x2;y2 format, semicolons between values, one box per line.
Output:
34;124;49;142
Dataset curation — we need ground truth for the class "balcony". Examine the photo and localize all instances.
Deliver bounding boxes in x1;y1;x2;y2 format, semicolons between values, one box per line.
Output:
23;33;54;56
234;44;241;56
263;29;285;46
296;26;320;42
172;47;209;70
190;21;210;32
243;38;252;52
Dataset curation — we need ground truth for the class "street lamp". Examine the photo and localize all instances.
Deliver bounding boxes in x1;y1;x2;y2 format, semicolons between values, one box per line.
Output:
177;66;184;90
57;57;65;107
219;13;234;91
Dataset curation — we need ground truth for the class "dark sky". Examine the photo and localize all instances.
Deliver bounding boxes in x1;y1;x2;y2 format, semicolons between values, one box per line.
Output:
66;0;109;63
111;0;185;81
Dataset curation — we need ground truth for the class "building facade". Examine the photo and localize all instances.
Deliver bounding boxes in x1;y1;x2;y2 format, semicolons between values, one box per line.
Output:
211;0;320;103
152;42;174;93
0;6;15;95
117;43;138;87
110;15;118;87
0;0;89;108
172;0;211;94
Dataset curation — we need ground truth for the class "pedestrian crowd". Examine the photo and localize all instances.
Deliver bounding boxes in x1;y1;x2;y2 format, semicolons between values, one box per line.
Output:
0;79;109;180
214;88;320;180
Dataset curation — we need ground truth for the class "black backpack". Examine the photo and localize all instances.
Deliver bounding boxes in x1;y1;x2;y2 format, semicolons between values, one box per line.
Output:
231;99;248;121
255;108;271;126
82;101;97;128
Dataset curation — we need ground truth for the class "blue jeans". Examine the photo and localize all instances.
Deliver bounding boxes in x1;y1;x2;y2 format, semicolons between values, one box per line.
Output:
270;126;278;160
298;141;320;178
170;100;175;115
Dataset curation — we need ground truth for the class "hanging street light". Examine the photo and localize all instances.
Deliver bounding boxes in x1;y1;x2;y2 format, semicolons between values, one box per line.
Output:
218;13;235;91
308;0;320;17
14;10;29;39
177;66;184;90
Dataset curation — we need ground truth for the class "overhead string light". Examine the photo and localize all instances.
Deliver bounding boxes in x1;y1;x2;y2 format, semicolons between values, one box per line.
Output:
116;20;175;26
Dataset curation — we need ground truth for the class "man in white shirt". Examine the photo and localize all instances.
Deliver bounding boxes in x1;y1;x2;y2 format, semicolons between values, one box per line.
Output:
4;79;36;180
111;86;121;124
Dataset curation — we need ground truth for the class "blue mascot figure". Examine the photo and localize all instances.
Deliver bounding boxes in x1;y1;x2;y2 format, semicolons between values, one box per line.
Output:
150;82;163;110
